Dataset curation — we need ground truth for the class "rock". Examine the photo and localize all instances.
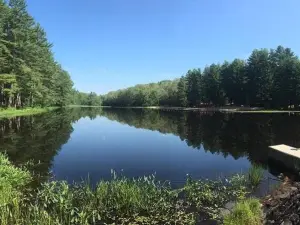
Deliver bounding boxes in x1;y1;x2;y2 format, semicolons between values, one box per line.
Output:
224;201;236;211
280;220;292;225
290;213;300;222
264;181;300;224
279;192;290;199
290;187;298;192
219;208;231;217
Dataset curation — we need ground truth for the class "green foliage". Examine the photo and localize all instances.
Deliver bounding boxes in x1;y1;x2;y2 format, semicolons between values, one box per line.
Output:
0;107;56;118
201;64;225;105
70;90;102;106
248;164;264;187
0;153;267;225
102;80;180;107
186;69;201;106
102;46;300;109
0;153;31;190
223;198;262;225
271;46;300;108
177;76;188;107
33;173;195;225
246;48;272;106
184;173;249;220
0;0;74;108
221;59;247;105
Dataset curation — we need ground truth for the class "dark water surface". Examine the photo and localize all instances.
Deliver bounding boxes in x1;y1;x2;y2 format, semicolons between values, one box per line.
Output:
1;108;300;187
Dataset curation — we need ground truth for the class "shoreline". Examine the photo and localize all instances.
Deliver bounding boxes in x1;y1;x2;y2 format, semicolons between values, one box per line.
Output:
0;107;58;118
97;106;300;113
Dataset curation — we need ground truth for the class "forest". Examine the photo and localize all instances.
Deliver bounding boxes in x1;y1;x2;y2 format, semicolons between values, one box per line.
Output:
102;46;300;109
0;0;72;107
2;0;300;110
0;0;102;108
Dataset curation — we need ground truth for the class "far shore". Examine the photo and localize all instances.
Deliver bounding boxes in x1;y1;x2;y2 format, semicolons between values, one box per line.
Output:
95;105;300;113
2;106;299;119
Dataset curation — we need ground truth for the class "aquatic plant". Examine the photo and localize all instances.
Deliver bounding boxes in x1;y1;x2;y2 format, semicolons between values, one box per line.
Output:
223;198;262;225
184;173;249;220
0;153;265;225
248;164;264;187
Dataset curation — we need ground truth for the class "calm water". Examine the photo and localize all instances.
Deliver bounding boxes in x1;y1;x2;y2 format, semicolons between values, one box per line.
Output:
1;108;300;187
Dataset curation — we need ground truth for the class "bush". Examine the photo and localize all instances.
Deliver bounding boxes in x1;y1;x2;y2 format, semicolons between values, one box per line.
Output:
0;153;31;191
223;198;262;225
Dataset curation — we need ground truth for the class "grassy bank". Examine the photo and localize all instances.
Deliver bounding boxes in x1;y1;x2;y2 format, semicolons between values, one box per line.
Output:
0;107;58;118
0;154;264;225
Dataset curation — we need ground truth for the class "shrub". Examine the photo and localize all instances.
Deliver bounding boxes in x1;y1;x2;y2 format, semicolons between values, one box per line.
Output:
223;198;262;225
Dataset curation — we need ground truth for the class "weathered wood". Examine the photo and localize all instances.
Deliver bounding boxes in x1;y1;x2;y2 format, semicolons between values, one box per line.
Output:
269;144;300;159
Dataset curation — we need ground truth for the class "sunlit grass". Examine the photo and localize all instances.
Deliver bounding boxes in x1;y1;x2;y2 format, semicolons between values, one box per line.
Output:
223;198;262;225
0;107;57;118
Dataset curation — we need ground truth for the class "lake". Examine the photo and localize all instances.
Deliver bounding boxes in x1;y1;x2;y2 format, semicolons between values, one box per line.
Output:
1;107;300;188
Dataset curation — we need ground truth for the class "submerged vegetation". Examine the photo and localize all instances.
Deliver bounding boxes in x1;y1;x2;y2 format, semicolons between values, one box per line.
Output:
0;153;265;225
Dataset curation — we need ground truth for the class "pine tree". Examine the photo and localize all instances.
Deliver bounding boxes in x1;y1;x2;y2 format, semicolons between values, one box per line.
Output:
0;0;74;108
221;59;247;105
271;46;300;108
177;76;187;107
245;48;271;106
202;64;224;105
186;69;201;107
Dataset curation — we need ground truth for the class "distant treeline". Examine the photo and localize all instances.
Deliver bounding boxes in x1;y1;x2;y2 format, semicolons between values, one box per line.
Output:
102;46;300;109
70;90;102;106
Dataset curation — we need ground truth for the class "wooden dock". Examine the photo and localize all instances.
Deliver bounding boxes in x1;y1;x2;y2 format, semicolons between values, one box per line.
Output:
269;144;300;159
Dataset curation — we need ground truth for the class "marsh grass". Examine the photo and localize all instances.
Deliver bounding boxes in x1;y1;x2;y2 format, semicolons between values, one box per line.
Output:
223;198;262;225
248;164;264;187
0;153;265;225
0;157;195;225
184;173;249;220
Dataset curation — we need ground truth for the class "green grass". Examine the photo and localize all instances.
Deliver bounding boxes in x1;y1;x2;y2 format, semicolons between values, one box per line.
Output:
223;198;262;225
0;156;195;225
248;164;264;187
0;153;265;225
0;107;57;118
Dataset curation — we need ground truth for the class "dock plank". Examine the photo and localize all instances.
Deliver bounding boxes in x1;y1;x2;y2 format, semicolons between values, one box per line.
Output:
269;144;300;159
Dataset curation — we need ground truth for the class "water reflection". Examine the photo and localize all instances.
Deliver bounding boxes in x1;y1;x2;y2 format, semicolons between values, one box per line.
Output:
1;108;300;185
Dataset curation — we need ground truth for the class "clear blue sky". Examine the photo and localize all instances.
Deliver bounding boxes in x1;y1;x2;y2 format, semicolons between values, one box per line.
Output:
26;0;300;94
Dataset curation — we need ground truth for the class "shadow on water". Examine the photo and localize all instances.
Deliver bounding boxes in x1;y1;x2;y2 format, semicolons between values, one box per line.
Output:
1;107;300;186
101;108;300;178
